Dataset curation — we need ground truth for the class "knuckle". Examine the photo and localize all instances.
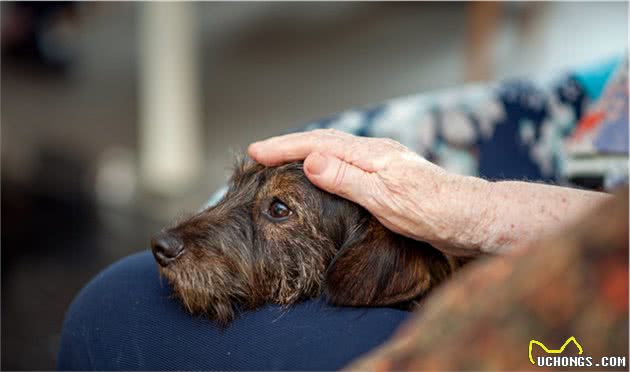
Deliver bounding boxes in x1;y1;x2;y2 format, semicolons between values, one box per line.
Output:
313;128;342;139
331;161;349;193
347;141;363;156
325;128;342;136
381;138;402;149
315;128;335;134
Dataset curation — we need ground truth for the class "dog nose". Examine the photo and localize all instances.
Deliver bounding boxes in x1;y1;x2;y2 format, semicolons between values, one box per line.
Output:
151;233;184;266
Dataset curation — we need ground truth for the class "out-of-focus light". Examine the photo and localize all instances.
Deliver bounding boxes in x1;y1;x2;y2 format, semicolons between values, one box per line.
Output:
95;146;137;208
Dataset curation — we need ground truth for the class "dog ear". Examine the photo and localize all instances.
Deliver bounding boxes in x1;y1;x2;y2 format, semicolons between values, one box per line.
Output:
324;217;456;307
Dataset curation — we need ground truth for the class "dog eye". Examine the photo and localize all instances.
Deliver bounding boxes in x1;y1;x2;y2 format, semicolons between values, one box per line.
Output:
267;200;292;220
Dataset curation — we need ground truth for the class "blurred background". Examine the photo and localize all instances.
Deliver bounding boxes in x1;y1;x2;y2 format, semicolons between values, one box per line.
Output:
1;2;627;369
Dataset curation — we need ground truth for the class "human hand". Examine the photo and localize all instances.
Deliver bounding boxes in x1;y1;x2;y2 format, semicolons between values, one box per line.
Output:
248;129;490;256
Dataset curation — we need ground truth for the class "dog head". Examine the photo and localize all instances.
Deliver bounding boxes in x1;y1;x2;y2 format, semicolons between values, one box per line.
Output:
152;159;461;324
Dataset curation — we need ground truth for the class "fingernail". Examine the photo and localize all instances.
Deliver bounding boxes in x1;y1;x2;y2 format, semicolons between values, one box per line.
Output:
248;142;260;157
306;153;327;175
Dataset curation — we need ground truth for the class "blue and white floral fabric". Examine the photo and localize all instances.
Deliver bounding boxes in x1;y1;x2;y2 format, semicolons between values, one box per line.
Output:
301;58;628;188
565;58;629;189
208;57;625;207
303;75;591;183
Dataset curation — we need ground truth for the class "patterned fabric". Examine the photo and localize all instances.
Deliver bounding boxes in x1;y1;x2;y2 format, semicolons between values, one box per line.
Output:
572;55;624;101
346;188;628;371
565;59;629;190
302;75;588;183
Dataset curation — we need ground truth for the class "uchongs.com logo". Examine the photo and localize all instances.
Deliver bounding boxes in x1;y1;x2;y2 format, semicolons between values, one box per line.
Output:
529;336;627;368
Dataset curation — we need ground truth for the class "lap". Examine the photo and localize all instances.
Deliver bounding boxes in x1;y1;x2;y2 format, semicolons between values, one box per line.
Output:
57;251;410;370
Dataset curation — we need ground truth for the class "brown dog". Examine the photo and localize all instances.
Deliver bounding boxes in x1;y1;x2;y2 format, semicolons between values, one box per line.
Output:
151;159;465;324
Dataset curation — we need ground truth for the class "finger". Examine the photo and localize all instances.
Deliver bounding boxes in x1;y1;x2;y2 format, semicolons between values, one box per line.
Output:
248;130;351;166
303;152;374;204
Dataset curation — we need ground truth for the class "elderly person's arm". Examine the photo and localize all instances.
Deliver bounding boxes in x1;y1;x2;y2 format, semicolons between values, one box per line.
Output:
248;129;610;256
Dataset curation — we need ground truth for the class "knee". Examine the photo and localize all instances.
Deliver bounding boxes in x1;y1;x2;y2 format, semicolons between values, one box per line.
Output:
57;251;165;370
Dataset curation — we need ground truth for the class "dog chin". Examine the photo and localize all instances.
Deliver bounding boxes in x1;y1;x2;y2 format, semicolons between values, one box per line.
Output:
159;267;238;325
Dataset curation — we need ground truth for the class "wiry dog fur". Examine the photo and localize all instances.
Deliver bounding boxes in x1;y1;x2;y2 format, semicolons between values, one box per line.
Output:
154;159;466;325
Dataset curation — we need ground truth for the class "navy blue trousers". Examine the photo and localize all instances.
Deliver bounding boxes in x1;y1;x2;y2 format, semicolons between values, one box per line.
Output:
57;251;410;370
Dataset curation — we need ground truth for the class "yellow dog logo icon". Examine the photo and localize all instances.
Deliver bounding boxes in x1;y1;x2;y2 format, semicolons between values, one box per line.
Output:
529;336;584;365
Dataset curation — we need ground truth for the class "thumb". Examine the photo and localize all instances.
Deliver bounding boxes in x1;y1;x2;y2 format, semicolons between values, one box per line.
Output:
303;152;369;203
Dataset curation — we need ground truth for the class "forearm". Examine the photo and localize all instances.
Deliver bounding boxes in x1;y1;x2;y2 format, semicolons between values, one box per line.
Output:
452;179;612;254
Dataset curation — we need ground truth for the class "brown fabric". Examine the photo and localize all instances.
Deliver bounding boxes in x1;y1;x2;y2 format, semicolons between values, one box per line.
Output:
346;188;628;371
